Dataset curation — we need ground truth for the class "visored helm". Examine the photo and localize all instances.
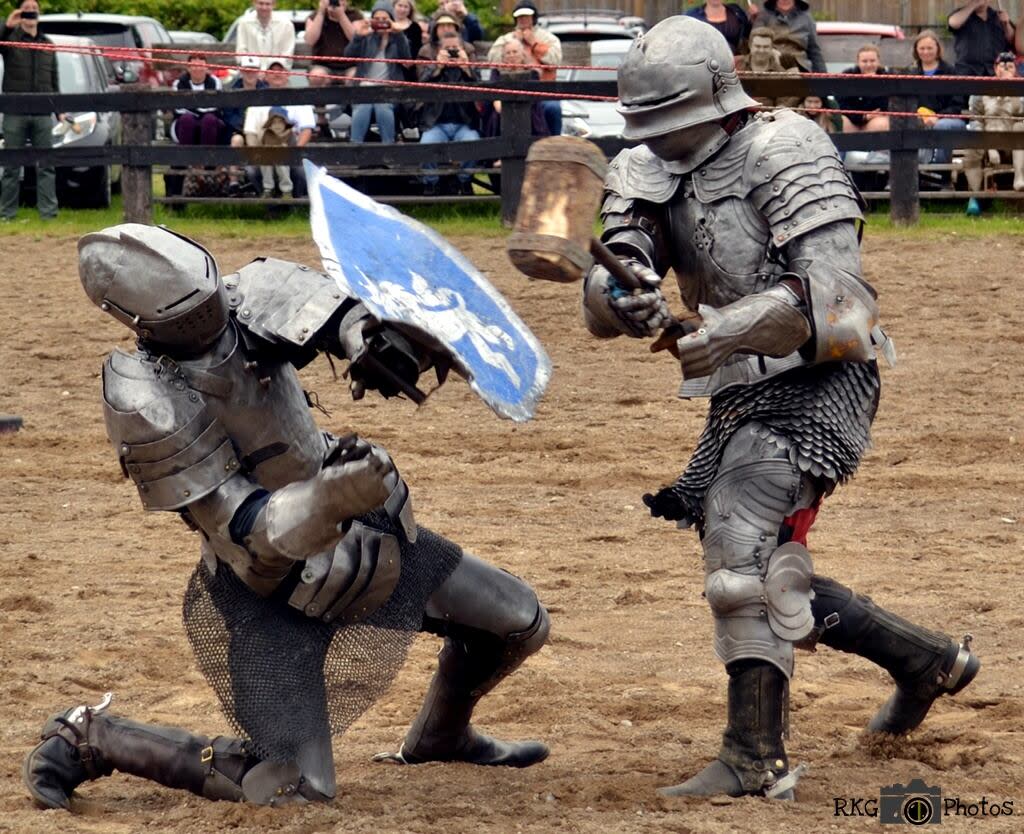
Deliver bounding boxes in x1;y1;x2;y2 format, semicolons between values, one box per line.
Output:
79;224;228;351
617;16;757;141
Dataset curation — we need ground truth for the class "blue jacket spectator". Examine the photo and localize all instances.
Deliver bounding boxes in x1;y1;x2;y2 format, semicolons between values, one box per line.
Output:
222;55;270;136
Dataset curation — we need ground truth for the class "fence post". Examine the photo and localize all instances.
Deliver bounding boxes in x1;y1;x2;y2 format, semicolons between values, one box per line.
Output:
500;99;533;227
888;94;919;226
121;86;154;224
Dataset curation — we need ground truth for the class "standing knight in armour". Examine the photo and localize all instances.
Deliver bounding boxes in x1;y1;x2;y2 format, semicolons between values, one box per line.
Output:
582;17;980;799
23;224;550;810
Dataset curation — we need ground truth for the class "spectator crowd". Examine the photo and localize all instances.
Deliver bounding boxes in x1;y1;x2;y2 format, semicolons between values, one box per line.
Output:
5;0;1024;212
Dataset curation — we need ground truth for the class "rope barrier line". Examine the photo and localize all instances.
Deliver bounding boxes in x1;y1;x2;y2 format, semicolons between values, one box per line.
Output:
9;40;1024;121
16;36;1024;81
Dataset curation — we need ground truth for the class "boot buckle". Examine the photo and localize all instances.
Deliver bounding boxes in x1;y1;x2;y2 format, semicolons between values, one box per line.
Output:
943;634;975;690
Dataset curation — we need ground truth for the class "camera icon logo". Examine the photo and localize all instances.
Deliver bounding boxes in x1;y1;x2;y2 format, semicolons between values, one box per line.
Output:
879;778;943;826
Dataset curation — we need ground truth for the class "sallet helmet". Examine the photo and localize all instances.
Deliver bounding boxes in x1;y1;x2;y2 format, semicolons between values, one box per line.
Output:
79;224;228;351
617;16;758;141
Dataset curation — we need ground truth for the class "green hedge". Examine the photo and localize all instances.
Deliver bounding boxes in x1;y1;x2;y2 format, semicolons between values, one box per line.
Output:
38;0;508;41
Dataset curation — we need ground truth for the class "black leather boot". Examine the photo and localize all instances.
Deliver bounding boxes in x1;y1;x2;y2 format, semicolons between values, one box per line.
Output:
380;609;550;768
810;576;981;735
23;695;257;810
660;661;800;799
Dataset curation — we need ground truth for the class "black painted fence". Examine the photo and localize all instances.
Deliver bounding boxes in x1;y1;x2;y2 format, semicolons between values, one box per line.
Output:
4;74;1024;225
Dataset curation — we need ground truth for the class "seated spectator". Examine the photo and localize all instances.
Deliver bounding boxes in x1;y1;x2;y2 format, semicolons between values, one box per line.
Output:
488;1;563;135
441;0;483;43
948;1;1014;76
344;1;412;144
905;29;967;164
750;0;826;72
736;27;802;109
392;0;423;64
417;14;479;195
222;54;269;138
479;38;550;138
799;94;841;133
237;0;296;70
304;0;364;71
684;1;751;56
308;63;351;138
837;44;891;133
234;59;316;198
172;54;229;146
961;52;1024;196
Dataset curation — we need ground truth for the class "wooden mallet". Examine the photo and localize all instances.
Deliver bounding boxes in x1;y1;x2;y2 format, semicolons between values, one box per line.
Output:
506;135;698;352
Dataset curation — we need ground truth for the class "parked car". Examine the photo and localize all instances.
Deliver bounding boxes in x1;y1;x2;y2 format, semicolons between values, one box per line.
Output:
0;34;122;209
39;13;176;86
540;10;645;43
816;21;907;72
560;38;629;139
222;9;314;43
169;30;218;45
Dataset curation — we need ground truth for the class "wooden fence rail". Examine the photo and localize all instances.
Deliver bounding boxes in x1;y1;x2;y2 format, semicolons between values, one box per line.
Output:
3;75;1024;225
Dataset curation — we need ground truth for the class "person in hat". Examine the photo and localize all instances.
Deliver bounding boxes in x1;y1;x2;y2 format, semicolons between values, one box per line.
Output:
488;2;563;135
343;0;413;144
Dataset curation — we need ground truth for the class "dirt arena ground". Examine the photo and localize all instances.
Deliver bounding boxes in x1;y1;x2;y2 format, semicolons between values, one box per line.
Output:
1;229;1022;834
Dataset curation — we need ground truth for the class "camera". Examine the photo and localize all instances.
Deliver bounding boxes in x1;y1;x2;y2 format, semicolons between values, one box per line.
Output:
879;780;942;826
328;0;340;7
21;9;39;19
370;18;391;31
446;47;460;58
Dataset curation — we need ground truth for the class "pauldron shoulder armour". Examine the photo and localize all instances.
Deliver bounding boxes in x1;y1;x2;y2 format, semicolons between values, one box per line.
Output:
227;258;349;350
102;350;238;511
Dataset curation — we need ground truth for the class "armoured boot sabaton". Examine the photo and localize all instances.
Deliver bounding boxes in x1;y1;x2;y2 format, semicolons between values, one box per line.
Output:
661;580;980;800
23;695;320;809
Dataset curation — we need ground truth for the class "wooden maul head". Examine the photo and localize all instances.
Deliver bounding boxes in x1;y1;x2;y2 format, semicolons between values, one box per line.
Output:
506;136;609;283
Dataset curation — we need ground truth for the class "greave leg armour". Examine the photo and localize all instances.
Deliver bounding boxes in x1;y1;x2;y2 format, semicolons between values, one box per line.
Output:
396;604;551;767
809;576;980;734
660;661;795;799
23;696;257;810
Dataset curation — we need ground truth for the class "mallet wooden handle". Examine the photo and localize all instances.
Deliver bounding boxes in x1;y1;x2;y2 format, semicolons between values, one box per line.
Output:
589;238;645;290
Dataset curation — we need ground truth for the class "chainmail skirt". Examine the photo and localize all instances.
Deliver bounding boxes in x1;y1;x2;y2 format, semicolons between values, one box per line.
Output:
668;361;881;528
182;509;462;762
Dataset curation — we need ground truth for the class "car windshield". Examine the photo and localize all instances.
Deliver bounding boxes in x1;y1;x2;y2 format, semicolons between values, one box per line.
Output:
56;51;94;94
570;51;627;81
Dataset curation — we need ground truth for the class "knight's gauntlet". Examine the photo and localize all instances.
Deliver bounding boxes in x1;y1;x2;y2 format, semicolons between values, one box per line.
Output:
675;283;811;379
252;448;397;562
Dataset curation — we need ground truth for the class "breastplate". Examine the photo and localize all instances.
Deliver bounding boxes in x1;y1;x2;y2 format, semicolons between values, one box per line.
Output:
667;178;781;310
179;322;327;490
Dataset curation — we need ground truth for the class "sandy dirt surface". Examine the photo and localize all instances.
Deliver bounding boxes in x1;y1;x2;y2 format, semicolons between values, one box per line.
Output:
1;230;1023;834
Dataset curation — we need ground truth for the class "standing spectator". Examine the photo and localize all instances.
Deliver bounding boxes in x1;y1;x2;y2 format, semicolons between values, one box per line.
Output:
948;1;1014;76
488;1;562;135
417;14;479;195
441;0;483;43
961;52;1024;204
171;55;229;146
1;0;58;221
392;0;423;60
906;29;967;164
236;0;296;70
837;44;891;133
344;1;412;145
304;0;363;70
685;0;752;56
751;0;826;73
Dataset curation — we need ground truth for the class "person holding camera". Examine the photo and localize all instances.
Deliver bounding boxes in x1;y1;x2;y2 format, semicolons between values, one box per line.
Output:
343;0;412;144
416;13;480;196
304;0;364;69
1;0;59;221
